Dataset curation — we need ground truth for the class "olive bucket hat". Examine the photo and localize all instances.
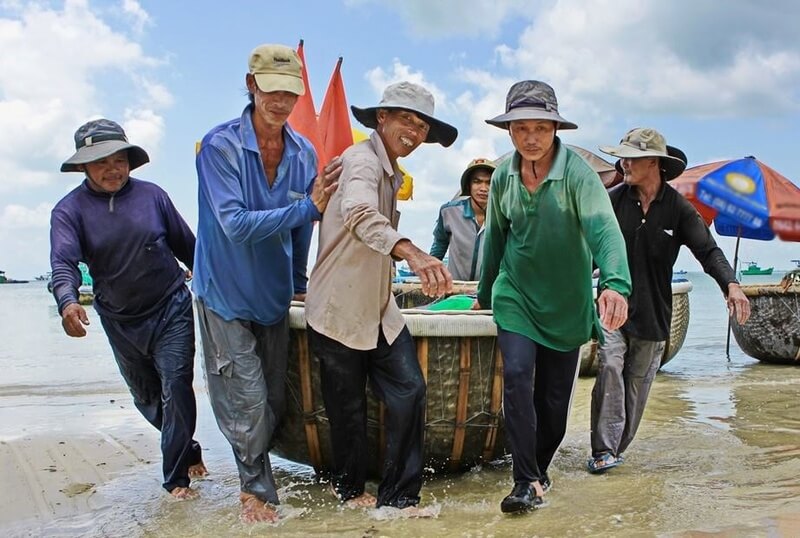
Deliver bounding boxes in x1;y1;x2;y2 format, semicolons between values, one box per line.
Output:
599;128;687;181
61;119;149;173
351;81;458;147
486;80;577;130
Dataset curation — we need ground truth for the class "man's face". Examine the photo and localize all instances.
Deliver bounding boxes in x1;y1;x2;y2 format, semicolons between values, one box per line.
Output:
82;150;130;193
469;169;492;205
376;109;429;161
508;119;557;162
621;156;659;186
248;75;299;129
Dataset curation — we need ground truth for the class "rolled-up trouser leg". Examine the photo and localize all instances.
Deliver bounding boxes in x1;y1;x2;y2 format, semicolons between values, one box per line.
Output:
369;327;426;509
307;325;369;502
591;327;628;457
617;336;665;455
196;299;285;505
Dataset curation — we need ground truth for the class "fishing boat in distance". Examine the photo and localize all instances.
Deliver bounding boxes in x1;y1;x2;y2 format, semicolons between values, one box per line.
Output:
0;270;29;284
740;261;773;276
791;259;800;268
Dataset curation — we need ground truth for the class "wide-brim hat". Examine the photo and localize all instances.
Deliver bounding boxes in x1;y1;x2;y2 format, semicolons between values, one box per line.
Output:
460;157;496;195
351;81;458;147
249;44;305;96
600;128;687;180
486;80;577;130
61;118;149;172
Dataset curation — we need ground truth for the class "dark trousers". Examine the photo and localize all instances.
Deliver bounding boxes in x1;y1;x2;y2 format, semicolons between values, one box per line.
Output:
498;329;579;485
307;325;426;509
100;285;202;492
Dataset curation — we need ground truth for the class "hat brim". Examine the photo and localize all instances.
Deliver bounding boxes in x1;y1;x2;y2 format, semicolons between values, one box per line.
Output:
61;140;150;173
254;73;305;96
608;145;687;181
351;105;458;148
485;107;578;130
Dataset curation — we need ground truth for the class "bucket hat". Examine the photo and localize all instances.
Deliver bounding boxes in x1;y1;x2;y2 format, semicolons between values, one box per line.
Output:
61;119;149;173
249;44;305;96
460;157;496;195
486;80;577;130
351;81;458;147
599;128;687;181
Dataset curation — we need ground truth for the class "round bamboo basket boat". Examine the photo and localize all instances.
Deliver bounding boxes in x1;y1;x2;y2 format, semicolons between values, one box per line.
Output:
273;280;692;477
731;282;800;364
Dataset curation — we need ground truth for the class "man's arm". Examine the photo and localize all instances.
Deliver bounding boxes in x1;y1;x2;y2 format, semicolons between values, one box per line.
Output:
160;192;196;271
429;208;450;260
476;174;509;309
50;208;90;337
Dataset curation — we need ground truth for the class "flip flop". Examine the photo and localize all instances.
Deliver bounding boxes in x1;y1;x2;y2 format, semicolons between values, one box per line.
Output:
587;453;620;474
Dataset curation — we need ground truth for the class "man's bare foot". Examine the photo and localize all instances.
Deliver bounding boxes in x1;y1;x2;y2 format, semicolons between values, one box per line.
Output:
240;492;279;524
329;483;377;508
532;480;545;497
170;486;199;500
188;461;209;479
345;492;377;509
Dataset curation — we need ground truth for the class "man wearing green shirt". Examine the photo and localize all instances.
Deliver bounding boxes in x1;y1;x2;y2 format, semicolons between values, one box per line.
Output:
476;80;632;514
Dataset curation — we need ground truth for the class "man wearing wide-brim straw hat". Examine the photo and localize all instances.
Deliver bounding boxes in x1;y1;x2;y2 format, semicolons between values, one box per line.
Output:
51;118;206;500
305;81;457;515
587;127;750;474
475;80;632;514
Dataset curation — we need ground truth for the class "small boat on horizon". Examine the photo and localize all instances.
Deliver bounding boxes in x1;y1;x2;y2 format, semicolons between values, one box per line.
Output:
0;270;29;284
740;262;773;276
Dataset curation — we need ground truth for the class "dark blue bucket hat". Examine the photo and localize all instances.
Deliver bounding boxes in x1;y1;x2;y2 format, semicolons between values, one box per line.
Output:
61;118;149;172
486;80;577;131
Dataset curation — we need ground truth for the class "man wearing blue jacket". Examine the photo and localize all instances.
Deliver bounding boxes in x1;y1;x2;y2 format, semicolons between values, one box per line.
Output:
193;43;339;523
50;118;205;500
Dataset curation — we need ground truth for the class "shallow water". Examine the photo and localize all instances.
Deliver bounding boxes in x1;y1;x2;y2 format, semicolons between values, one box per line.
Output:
1;274;799;537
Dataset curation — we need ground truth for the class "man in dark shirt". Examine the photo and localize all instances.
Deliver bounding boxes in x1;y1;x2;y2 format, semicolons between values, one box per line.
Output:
587;127;750;473
50;119;206;499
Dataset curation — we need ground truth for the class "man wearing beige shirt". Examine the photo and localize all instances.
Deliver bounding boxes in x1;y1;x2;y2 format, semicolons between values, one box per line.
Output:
305;81;457;513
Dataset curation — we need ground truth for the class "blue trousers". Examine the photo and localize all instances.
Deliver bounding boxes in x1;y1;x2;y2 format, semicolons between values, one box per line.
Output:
308;325;426;509
100;285;202;492
498;329;579;485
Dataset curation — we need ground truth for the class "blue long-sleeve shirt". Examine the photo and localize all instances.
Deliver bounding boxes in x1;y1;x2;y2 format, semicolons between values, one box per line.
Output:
50;178;195;321
193;105;320;325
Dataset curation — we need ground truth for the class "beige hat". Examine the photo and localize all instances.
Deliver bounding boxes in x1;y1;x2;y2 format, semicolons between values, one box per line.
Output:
248;44;305;96
599;128;687;180
460;158;496;195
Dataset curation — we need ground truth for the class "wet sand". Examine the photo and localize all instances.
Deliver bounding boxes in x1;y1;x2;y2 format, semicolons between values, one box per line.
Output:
2;278;800;537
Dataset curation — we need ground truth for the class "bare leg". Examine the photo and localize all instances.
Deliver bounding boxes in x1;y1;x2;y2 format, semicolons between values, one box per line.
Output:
170;486;199;500
240;492;279;524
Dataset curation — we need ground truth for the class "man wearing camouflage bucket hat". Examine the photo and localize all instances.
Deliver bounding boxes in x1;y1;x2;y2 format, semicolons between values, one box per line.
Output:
587;128;750;474
306;81;457;515
430;157;496;281
476;80;632;514
51;118;206;500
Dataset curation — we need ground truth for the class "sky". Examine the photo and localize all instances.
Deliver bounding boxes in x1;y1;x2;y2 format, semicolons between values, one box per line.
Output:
2;0;800;280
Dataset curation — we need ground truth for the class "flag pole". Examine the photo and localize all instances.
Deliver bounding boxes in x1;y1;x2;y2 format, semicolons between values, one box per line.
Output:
725;227;742;360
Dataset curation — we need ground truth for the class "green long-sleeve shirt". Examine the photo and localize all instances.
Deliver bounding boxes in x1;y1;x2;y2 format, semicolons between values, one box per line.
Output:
476;139;631;351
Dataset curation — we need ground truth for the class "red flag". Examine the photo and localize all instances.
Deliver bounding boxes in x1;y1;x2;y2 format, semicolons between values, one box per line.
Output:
287;39;326;174
318;57;354;159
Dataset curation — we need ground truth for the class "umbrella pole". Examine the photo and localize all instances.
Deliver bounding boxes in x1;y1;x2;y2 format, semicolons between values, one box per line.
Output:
725;229;742;360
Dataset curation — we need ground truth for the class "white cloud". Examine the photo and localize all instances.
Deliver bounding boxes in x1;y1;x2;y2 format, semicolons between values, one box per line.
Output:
122;0;150;34
0;202;53;230
0;0;170;194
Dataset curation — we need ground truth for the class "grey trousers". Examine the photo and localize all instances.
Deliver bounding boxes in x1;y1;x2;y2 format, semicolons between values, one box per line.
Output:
590;328;665;458
196;299;288;504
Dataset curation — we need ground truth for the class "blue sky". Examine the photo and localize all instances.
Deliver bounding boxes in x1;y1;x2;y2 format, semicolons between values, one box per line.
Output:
2;0;800;279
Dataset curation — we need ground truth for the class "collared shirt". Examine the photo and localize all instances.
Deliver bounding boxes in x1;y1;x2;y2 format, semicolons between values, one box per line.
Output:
50;178;195;321
609;181;737;341
477;139;632;351
430;197;484;281
193;104;320;325
305;131;408;350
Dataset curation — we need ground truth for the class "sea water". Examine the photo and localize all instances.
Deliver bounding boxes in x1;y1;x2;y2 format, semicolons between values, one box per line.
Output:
1;273;798;537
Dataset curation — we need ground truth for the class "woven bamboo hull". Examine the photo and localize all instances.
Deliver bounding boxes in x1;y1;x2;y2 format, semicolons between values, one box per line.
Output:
274;281;692;477
731;284;800;364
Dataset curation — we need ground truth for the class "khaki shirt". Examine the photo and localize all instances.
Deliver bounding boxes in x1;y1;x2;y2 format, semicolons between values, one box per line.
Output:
305;131;408;350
